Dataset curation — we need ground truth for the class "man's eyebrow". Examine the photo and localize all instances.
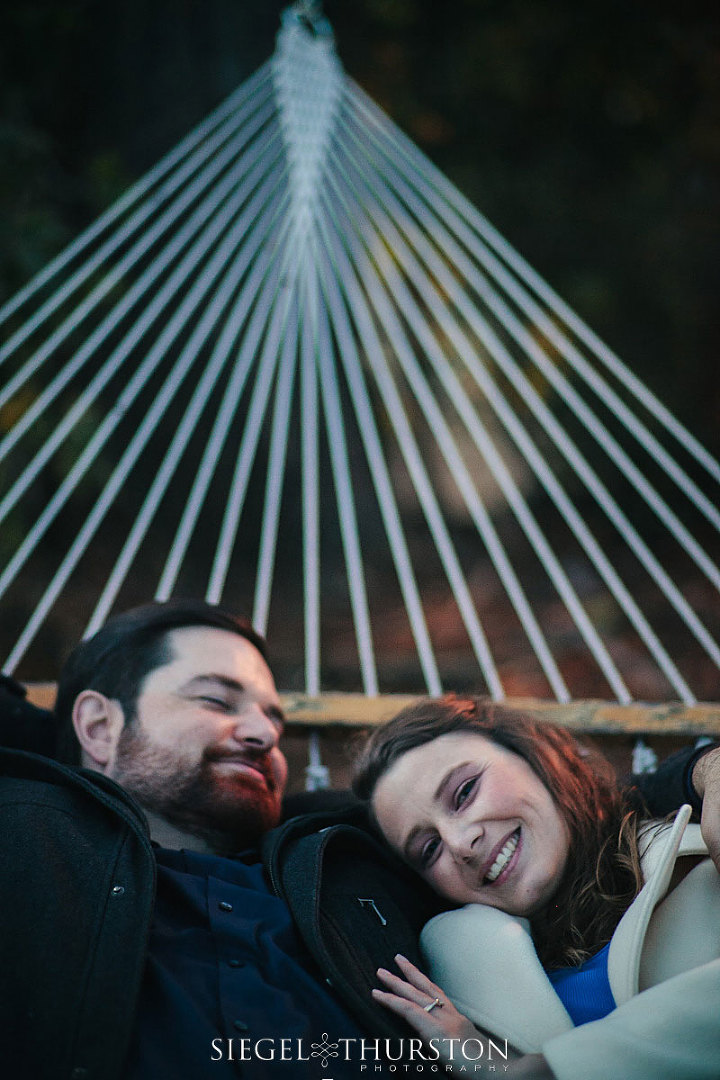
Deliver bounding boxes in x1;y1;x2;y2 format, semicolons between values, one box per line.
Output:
400;763;468;859
182;674;245;693
182;674;286;725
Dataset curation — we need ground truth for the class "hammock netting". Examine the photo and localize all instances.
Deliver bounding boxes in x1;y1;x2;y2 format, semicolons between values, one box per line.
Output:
1;3;719;706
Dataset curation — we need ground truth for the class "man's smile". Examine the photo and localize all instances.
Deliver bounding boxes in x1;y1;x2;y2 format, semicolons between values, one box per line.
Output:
206;750;274;787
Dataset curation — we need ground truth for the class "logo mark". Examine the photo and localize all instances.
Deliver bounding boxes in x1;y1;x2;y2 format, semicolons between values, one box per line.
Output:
310;1032;339;1068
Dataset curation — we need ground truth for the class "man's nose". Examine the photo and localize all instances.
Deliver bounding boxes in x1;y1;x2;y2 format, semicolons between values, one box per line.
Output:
231;703;280;751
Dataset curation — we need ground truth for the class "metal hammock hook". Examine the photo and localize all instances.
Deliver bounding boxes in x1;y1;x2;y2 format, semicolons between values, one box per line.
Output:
290;0;334;41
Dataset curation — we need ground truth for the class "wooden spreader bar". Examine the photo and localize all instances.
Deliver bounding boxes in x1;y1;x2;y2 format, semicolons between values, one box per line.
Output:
25;685;720;737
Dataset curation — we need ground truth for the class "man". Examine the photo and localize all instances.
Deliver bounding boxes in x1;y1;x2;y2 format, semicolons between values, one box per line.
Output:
1;599;718;1080
1;601;432;1080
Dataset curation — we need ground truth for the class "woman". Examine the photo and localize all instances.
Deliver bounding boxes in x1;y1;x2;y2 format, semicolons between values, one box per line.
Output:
352;695;720;1080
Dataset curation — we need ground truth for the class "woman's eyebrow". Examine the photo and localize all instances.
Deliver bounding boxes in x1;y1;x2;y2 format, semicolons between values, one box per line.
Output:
402;823;429;861
434;761;472;803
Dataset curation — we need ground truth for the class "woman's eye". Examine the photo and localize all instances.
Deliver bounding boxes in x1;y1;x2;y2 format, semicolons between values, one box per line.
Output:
419;836;441;867
455;777;477;809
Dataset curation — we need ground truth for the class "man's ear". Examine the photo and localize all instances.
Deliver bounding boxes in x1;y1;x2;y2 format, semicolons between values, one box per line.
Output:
72;690;126;770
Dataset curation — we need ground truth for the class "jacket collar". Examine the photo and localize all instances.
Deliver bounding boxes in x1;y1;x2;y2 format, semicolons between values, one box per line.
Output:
0;745;153;841
608;804;706;1003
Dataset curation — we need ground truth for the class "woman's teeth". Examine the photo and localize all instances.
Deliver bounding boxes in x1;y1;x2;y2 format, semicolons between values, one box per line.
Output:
485;829;520;883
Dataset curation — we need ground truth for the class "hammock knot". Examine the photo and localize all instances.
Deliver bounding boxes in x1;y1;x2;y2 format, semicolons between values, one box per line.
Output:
273;3;343;247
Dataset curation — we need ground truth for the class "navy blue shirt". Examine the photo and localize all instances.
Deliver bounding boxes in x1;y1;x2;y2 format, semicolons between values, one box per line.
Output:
126;846;364;1078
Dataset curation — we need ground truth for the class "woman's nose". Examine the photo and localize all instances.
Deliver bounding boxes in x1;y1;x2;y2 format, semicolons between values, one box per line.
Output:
447;821;484;863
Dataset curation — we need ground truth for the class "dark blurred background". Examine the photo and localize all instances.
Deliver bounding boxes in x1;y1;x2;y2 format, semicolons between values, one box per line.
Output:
2;0;718;453
1;0;719;714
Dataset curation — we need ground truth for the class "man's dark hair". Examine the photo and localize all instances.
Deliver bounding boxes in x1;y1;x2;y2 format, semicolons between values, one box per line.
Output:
55;599;267;764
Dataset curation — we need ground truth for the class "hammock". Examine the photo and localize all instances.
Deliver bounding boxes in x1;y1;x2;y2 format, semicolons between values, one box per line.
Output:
2;3;719;781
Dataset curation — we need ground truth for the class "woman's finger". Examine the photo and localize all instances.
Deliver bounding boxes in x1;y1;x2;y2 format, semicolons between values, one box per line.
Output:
371;988;445;1035
372;987;422;1019
372;986;485;1065
376;954;448;1011
376;967;431;1008
393;953;447;997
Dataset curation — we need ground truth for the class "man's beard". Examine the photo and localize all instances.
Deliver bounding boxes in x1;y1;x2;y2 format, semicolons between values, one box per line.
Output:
111;725;282;854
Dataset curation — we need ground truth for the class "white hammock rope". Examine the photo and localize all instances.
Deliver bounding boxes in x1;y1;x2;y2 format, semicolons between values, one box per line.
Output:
0;81;278;388
324;127;695;700
328;113;717;689
0;155;287;523
320;185;549;700
1;2;718;719
315;241;443;695
6;202;291;671
253;284;301;636
324;150;606;701
339;109;720;549
315;294;378;695
0;61;274;331
337;103;720;599
86;214;288;635
0;175;289;614
349;79;720;490
321;222;504;698
155;246;287;603
206;258;294;605
301;262;322;696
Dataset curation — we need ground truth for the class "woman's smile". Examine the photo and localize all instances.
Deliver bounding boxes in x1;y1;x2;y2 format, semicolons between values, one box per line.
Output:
482;826;521;884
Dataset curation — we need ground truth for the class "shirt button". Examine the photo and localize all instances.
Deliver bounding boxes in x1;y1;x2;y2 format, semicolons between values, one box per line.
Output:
111;885;125;896
233;1020;249;1032
228;959;245;968
218;901;233;912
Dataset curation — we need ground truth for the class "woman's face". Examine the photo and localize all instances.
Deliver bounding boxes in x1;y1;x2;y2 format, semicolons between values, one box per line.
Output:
372;731;571;916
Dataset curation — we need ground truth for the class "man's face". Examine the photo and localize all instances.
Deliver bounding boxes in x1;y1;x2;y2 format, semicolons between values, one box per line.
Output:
108;625;288;851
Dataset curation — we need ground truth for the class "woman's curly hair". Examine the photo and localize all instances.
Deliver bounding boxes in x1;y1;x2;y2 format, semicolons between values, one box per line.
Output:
352;694;643;969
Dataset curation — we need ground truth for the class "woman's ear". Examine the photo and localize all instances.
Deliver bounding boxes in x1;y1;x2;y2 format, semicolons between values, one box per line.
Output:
72;690;125;770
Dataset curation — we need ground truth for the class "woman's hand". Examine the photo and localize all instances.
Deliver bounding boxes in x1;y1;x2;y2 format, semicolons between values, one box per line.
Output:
372;954;485;1065
372;956;555;1075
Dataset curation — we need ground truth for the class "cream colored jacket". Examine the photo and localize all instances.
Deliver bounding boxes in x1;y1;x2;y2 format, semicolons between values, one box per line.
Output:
421;806;720;1080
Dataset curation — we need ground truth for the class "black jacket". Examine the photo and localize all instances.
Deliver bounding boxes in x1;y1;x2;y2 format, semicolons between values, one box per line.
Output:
0;748;156;1080
0;743;442;1080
